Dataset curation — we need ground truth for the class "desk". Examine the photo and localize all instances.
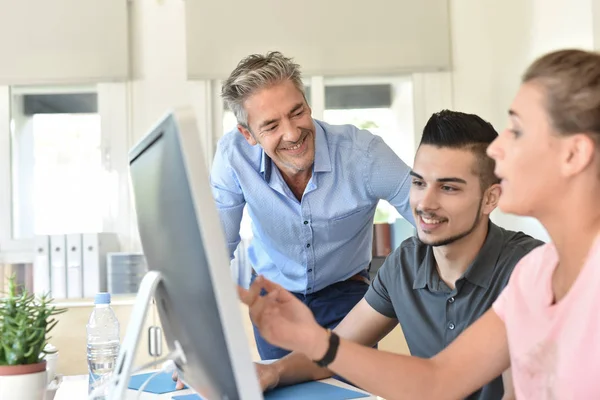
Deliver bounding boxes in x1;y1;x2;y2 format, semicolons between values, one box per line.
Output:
54;374;380;399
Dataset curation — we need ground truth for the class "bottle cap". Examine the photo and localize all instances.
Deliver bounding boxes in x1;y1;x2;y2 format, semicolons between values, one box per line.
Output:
94;292;111;305
44;343;57;353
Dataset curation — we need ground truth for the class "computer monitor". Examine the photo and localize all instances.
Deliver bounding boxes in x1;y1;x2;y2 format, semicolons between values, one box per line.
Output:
122;108;263;399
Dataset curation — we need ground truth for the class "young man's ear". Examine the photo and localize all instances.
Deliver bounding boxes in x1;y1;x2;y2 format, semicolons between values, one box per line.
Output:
238;124;257;146
482;183;502;215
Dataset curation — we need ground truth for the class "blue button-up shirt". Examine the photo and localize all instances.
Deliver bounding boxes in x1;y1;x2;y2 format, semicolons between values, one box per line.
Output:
210;119;413;293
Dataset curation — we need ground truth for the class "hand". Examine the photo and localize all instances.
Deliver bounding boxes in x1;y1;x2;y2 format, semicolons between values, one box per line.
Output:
238;276;327;358
255;362;280;392
172;358;281;393
171;370;185;390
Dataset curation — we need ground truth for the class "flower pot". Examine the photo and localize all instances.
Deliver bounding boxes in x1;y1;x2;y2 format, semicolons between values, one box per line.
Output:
0;361;47;400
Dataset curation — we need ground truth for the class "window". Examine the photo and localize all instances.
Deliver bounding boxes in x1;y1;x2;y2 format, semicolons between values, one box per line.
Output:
222;110;237;137
11;89;114;238
323;77;415;223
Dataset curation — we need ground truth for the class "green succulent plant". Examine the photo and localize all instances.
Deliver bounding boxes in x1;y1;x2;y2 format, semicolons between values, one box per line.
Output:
0;275;66;366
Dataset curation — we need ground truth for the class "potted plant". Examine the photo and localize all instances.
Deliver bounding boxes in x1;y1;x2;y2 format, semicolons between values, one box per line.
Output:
0;275;65;400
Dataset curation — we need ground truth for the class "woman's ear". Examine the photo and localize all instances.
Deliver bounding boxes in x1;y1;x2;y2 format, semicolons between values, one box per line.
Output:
561;133;596;177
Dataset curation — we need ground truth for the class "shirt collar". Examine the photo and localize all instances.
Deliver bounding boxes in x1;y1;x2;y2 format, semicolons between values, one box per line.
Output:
259;119;331;179
412;222;504;290
259;147;270;179
313;120;332;173
463;222;504;288
412;245;435;290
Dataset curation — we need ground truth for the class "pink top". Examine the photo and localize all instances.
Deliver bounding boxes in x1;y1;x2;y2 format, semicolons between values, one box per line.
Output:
493;235;600;399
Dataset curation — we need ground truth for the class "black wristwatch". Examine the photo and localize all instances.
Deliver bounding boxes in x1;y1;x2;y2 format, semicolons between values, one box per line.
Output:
313;329;340;368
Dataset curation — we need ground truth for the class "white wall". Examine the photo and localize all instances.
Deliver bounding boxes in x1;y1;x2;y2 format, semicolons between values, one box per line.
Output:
391;79;417;167
128;0;189;142
450;0;595;130
0;87;11;243
411;72;454;149
113;0;223;251
10;98;35;239
428;0;597;242
123;0;191;251
595;0;600;47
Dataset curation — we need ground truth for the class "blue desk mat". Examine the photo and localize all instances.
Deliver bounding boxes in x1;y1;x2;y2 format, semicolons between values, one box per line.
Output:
172;380;369;400
128;371;188;394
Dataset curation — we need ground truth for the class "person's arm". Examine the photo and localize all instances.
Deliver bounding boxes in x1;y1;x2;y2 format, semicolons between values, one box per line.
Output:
241;276;510;400
363;136;414;225
306;308;509;400
501;368;516;400
264;252;400;390
264;299;398;389
209;142;246;260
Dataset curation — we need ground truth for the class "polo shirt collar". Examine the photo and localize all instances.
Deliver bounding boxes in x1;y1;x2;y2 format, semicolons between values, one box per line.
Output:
412;222;504;290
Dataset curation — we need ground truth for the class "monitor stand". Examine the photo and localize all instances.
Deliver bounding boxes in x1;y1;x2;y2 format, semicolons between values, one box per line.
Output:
105;270;186;400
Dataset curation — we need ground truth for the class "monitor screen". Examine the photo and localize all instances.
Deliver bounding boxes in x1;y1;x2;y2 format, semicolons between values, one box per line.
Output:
127;108;262;400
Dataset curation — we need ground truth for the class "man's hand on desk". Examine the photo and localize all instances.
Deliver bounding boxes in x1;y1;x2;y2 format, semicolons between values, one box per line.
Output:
171;363;280;392
256;362;280;391
172;370;185;390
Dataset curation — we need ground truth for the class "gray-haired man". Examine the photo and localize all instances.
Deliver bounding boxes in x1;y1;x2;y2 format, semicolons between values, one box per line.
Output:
211;51;414;360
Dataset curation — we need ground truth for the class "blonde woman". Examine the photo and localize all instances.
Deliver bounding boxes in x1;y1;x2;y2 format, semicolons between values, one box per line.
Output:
242;49;600;399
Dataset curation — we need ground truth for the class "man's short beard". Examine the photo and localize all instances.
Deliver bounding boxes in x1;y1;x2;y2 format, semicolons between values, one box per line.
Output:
417;199;483;247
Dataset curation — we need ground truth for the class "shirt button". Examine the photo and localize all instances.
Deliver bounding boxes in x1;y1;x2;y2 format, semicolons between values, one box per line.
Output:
448;322;455;330
448;297;455;303
304;220;309;225
307;269;313;272
307;287;311;291
306;243;311;248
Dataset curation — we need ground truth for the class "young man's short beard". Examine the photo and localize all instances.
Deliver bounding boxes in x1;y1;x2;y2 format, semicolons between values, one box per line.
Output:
418;199;484;247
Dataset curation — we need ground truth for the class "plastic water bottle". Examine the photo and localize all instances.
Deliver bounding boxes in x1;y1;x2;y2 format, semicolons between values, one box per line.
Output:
87;292;120;399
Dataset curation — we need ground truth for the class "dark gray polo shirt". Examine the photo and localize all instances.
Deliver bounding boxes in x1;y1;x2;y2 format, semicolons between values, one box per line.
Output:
365;222;543;400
